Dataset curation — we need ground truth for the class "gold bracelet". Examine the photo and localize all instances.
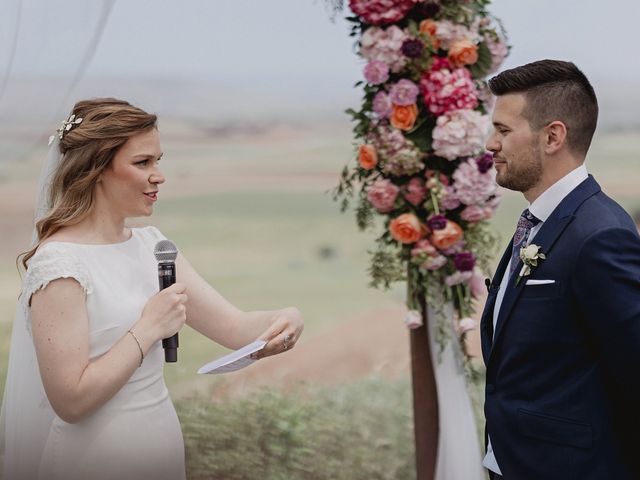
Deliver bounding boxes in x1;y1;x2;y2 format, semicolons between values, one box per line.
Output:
127;330;144;367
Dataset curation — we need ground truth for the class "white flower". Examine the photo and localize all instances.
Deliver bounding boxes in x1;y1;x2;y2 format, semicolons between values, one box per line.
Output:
435;20;481;50
360;26;410;73
516;244;546;285
404;310;423;329
521;244;540;261
445;270;473;286
457;317;478;336
432;109;490;161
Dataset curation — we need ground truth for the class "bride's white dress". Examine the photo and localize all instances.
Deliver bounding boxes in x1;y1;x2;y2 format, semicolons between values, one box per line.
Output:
15;226;185;480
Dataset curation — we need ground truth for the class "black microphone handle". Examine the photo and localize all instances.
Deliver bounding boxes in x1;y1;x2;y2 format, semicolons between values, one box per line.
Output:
158;262;178;362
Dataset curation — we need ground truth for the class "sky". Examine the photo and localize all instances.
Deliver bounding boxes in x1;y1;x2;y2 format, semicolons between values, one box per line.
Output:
70;0;640;84
1;0;638;127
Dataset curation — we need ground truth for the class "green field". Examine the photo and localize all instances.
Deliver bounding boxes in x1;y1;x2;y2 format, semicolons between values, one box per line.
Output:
1;126;639;379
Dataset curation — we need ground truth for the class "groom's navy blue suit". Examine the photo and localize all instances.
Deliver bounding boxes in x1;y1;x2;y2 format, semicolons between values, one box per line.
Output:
481;175;640;479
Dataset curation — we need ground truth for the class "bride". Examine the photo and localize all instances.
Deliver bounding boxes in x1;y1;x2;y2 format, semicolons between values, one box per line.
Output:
0;97;304;479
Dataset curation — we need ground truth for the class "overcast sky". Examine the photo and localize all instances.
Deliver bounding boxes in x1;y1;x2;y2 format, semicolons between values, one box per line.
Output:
3;0;639;83
1;0;638;128
92;0;639;86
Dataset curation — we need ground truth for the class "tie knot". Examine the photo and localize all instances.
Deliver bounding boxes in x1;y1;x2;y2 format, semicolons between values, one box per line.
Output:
518;208;541;228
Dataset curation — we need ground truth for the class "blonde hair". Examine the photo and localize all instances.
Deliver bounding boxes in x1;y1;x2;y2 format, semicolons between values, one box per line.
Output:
20;98;157;269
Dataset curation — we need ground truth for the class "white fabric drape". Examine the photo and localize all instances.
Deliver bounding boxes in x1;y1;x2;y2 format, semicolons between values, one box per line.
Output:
427;305;485;480
0;2;116;476
0;0;116;164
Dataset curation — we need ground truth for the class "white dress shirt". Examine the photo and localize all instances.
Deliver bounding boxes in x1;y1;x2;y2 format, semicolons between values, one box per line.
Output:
483;164;589;475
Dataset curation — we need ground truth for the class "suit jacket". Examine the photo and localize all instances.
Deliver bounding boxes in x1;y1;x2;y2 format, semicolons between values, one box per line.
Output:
481;176;640;479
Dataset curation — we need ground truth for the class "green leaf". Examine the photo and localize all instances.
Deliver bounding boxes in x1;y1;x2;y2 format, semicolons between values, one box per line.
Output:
403;116;436;152
355;194;374;231
368;245;405;290
468;41;493;79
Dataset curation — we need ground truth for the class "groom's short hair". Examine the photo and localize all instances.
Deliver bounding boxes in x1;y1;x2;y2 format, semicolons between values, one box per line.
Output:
488;59;598;158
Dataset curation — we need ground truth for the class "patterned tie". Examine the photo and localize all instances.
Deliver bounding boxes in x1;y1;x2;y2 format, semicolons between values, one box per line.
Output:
509;208;541;278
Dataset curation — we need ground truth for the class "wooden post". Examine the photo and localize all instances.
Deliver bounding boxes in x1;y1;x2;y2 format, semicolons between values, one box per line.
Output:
410;294;439;480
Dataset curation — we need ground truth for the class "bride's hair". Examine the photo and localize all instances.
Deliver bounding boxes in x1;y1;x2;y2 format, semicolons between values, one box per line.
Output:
20;98;157;269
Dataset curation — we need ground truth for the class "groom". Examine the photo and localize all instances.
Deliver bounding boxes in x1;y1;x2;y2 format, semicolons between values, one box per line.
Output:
480;59;640;479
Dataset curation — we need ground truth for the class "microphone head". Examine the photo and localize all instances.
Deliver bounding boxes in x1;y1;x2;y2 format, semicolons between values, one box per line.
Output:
154;240;178;263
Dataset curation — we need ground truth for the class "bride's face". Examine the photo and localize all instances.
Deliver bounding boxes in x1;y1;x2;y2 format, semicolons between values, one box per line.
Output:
98;128;165;218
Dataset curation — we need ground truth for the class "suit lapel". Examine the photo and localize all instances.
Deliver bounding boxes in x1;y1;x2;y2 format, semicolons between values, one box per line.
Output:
489;175;601;359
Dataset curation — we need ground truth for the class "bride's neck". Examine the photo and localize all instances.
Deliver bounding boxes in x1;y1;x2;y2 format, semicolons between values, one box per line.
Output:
62;204;129;244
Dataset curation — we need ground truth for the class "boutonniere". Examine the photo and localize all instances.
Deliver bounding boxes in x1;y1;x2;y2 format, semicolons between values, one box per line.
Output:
516;244;546;286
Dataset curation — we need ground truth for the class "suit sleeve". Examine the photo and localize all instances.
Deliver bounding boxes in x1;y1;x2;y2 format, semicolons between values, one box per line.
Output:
572;226;640;388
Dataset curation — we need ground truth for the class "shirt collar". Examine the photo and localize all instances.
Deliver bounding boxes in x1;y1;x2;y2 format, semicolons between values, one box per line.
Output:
529;164;589;222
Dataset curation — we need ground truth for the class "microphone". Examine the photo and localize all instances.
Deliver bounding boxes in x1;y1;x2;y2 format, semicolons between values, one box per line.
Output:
154;240;179;362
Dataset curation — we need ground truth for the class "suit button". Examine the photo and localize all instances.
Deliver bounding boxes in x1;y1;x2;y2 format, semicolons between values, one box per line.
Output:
486;384;495;393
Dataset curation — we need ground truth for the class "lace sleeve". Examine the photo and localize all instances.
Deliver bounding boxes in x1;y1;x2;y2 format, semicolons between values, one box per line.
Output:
20;244;93;313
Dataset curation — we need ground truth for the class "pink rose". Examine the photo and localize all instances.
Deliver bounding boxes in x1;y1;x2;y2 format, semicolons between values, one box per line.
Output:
469;269;486;299
460;205;486;223
457;317;478;336
441;240;466;256
411;238;438;257
363;60;389;85
445;270;473;286
440;186;461;211
389;79;420;106
349;0;415;26
422;254;447;271
373;91;393;118
404;177;427;206
405;309;423;329
367;179;399;213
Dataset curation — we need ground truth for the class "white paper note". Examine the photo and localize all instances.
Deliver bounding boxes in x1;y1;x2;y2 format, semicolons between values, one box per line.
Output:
197;340;267;375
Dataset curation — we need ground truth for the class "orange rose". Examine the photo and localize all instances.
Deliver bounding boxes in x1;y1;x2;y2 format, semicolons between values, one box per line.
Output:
419;19;441;50
391;103;418;131
448;40;478;67
430;220;463;249
358;144;378;170
390;213;426;244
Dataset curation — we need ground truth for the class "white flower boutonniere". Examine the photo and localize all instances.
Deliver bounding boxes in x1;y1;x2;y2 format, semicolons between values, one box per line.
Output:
516;244;546;286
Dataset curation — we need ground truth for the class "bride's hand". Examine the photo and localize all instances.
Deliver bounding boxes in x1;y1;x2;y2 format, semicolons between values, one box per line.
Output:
253;307;304;359
137;283;188;346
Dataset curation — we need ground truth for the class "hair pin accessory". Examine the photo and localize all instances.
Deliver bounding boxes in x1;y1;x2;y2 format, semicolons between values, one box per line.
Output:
48;114;83;145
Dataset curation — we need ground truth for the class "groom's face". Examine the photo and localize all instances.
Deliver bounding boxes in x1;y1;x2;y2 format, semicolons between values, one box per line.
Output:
486;93;543;194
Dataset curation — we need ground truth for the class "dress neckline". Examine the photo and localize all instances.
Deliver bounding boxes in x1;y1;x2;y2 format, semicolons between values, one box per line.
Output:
39;227;139;248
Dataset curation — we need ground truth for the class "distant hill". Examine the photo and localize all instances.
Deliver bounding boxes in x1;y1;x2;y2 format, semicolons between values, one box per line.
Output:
0;76;637;163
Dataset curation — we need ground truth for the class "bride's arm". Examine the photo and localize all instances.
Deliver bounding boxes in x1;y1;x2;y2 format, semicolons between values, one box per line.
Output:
31;278;187;424
176;253;303;357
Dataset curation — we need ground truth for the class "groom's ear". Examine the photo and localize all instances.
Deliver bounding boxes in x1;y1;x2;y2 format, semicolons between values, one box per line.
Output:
542;120;568;155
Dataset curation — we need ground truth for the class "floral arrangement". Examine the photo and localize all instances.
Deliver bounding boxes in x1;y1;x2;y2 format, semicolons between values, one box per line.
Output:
333;0;509;362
